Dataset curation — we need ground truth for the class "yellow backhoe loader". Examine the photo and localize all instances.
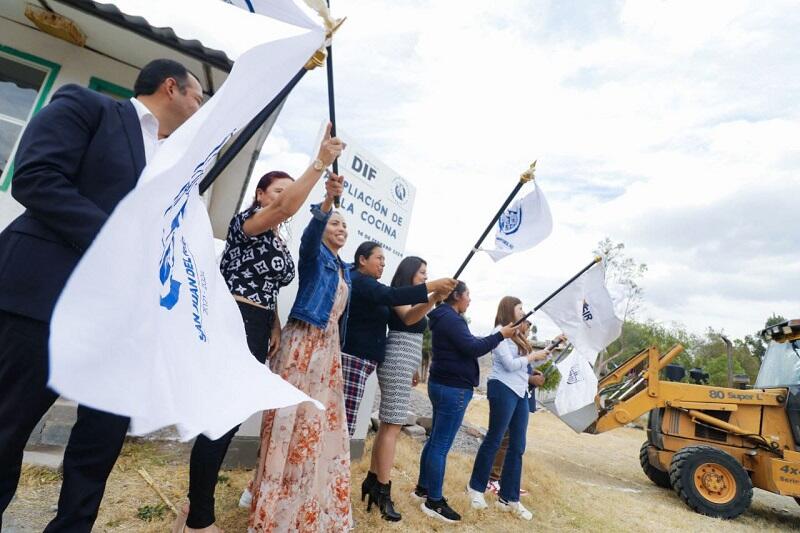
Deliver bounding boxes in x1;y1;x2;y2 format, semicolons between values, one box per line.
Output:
585;318;800;519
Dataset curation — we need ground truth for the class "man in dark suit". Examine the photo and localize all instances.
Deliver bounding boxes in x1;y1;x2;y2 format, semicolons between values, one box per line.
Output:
0;59;203;531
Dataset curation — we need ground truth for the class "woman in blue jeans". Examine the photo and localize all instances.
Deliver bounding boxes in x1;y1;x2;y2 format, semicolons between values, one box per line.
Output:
412;282;517;523
466;296;564;521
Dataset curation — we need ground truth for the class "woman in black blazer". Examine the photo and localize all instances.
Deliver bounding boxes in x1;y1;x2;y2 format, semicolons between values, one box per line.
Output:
341;242;456;518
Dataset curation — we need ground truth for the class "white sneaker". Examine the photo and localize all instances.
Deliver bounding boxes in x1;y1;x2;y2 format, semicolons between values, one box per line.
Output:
496;498;533;520
466;484;488;510
238;487;253;508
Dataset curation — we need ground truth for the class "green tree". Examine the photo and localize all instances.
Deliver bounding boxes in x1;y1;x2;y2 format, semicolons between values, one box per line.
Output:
598;320;763;387
593;238;648;374
672;328;761;387
420;327;432;383
594;238;647;323
744;313;787;362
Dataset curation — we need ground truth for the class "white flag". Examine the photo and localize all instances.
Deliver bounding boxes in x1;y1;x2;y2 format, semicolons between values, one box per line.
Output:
540;260;622;363
485;183;552;261
49;4;325;440
221;0;319;29
554;349;598;417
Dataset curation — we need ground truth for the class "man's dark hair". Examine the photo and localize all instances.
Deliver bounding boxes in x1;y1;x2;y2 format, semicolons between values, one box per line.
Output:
134;59;197;97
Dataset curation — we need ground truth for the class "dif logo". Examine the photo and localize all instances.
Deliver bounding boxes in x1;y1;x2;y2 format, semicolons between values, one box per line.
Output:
392;177;409;206
351;154;377;182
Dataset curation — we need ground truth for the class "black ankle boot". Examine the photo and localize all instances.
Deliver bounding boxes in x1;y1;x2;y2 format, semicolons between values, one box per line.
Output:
368;480;402;521
361;471;377;502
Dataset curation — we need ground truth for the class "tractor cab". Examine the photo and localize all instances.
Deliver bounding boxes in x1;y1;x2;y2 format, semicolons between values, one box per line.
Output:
755;319;800;388
756;319;800;453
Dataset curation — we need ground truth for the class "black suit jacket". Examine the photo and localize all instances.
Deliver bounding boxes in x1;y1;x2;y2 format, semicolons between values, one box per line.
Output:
0;84;146;322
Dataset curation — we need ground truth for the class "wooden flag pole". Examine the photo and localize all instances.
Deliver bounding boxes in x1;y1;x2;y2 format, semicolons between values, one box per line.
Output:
513;256;602;327
452;161;536;279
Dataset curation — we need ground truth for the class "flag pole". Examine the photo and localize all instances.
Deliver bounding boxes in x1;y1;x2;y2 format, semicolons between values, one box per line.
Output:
325;0;342;208
453;161;536;279
513;256;602;326
199;64;311;194
539;342;573;379
199;20;341;195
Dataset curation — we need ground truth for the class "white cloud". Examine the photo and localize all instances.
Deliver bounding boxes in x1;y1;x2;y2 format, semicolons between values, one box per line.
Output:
253;0;800;340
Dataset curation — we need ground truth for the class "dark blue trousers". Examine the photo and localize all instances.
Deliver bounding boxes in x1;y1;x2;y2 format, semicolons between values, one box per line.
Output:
417;380;473;500
0;311;129;532
469;379;529;502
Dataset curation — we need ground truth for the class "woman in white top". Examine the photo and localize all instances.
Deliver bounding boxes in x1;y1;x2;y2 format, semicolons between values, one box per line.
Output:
466;296;557;521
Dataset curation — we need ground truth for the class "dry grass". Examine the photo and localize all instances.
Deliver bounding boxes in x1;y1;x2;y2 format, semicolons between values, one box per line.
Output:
9;398;800;532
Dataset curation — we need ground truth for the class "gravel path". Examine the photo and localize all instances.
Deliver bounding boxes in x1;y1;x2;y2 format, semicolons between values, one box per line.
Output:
372;384;484;454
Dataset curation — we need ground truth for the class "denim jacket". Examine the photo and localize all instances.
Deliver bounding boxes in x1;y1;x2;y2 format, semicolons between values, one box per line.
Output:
289;204;351;342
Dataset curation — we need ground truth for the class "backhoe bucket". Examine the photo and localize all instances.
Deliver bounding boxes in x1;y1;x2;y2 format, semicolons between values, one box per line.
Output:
540;397;598;433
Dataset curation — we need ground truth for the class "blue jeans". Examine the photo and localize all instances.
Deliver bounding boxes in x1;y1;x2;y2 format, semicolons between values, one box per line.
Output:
469;379;529;502
417;381;473;500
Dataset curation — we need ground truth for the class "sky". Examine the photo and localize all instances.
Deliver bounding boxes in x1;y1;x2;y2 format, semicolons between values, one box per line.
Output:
251;0;800;341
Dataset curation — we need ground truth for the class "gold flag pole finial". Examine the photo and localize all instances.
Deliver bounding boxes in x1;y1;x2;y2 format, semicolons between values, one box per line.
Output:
303;17;346;70
520;160;536;183
301;0;346;36
304;48;327;70
327;16;346;39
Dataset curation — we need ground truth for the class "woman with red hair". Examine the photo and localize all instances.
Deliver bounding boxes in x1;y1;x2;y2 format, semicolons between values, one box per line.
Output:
177;123;344;533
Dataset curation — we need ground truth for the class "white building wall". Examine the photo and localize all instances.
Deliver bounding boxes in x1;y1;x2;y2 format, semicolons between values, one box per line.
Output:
1;18;141;229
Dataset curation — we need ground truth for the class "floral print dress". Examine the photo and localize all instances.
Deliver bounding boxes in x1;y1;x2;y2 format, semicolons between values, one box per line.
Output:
248;275;351;532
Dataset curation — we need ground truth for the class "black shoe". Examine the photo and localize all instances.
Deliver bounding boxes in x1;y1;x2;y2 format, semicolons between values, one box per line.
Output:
421;497;461;523
410;484;428;502
361;471;377;502
367;480;402;521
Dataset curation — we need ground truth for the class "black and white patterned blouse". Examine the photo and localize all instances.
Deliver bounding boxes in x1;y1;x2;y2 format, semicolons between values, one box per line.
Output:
219;207;295;310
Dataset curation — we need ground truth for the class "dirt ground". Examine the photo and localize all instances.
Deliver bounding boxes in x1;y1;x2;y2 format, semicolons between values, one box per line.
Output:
7;398;800;532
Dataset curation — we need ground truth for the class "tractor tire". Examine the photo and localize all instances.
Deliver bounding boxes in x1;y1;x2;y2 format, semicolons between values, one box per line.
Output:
639;441;671;488
669;445;753;519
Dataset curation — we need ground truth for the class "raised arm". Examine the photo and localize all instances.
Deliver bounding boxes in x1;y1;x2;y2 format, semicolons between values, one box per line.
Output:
528;334;566;368
394;298;437;326
363;277;457;308
361;278;428;306
448;320;517;359
243;122;343;235
448;320;503;357
298;204;331;262
394;279;454;325
297;175;343;262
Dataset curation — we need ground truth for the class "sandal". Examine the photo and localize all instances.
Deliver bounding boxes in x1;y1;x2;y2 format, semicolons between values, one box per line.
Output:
171;502;189;533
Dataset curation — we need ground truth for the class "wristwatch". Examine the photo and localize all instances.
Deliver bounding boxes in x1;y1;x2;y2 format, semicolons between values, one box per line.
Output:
312;158;325;171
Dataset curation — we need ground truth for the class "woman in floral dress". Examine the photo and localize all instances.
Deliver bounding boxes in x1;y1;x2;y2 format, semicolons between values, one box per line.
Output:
249;186;352;532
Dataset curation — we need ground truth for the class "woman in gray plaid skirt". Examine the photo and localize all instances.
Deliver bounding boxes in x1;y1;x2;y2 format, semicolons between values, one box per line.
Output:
343;247;455;522
365;256;446;522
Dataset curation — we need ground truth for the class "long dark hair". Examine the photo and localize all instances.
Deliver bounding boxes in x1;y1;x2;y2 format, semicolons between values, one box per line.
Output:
391;256;426;288
353;241;381;269
249;170;294;210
